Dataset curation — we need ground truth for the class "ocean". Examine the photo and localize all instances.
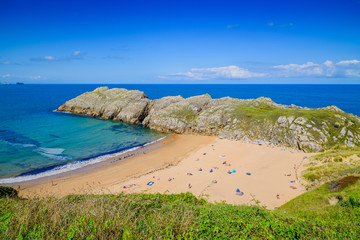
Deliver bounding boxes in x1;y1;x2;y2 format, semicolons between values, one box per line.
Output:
1;84;359;183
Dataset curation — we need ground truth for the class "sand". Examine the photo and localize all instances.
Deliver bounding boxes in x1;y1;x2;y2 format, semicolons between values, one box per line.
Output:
19;135;312;210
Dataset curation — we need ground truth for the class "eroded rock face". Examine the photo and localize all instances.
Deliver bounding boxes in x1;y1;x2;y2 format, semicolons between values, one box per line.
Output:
58;87;360;152
57;87;150;124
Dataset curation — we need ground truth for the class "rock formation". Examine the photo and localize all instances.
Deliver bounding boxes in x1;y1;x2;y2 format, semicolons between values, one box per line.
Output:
58;87;360;152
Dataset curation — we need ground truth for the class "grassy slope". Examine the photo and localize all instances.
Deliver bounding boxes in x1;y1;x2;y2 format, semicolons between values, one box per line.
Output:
1;191;359;239
1;148;360;239
277;181;360;239
302;145;360;182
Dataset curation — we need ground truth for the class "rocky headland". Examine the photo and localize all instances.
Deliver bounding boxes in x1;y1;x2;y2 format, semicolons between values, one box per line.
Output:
57;87;360;152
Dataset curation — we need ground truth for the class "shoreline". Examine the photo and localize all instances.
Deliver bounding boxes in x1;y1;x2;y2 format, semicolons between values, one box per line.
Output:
17;134;215;197
16;134;312;209
1;135;170;187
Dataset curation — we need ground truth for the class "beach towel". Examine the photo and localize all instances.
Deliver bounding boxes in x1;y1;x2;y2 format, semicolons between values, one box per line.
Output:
147;181;154;186
236;191;244;196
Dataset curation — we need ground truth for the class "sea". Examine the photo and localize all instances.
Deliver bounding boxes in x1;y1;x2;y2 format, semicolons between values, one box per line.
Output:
1;84;360;183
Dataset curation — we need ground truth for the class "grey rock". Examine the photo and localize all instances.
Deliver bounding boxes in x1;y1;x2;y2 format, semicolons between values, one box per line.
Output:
340;127;347;138
294;117;307;125
58;87;360;152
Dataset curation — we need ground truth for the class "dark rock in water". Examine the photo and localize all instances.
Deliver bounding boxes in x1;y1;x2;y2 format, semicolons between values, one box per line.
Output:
49;134;60;138
0;129;39;147
329;176;360;192
57;87;360;152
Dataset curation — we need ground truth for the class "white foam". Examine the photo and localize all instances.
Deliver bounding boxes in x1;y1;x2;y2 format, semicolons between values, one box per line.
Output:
13;143;37;148
143;136;166;146
0;136;167;184
37;147;65;155
35;147;70;161
0;140;37;148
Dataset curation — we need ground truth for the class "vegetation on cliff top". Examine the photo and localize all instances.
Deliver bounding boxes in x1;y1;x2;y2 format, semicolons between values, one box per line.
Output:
58;87;360;152
302;145;360;183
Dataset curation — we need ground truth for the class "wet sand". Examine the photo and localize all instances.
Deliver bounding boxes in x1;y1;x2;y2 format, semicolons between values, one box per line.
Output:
18;135;311;209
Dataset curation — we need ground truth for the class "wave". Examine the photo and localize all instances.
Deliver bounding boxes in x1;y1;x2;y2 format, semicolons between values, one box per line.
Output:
0;136;167;184
3;138;71;161
35;147;71;161
12;143;37;148
37;147;65;155
143;136;166;146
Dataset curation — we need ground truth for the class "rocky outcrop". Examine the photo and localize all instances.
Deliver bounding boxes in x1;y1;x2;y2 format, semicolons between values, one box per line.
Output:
58;87;360;152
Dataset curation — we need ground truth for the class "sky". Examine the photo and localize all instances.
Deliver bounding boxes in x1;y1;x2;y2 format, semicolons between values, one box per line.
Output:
0;0;360;84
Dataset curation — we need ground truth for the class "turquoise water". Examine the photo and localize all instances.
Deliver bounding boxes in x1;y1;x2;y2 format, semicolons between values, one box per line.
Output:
1;84;359;183
0;85;165;183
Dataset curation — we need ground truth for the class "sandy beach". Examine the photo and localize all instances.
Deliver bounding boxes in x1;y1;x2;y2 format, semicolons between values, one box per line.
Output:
19;135;311;209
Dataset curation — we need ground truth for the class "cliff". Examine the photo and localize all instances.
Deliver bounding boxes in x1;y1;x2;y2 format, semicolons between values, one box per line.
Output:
58;87;360;152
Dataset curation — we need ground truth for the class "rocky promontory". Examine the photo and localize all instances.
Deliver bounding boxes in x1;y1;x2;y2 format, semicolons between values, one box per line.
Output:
58;87;360;152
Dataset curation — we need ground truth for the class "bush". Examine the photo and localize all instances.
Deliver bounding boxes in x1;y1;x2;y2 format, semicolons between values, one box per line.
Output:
339;196;360;208
0;186;18;198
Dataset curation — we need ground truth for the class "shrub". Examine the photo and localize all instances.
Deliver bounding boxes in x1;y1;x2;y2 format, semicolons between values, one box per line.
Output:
0;186;18;198
339;196;360;208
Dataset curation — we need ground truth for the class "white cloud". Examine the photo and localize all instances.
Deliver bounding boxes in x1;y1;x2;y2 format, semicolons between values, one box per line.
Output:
336;59;360;65
0;74;46;80
273;60;360;77
44;56;57;60
227;24;239;29
1;74;11;78
159;66;266;80
160;59;360;80
345;69;360;77
31;51;85;62
72;51;81;56
273;62;323;76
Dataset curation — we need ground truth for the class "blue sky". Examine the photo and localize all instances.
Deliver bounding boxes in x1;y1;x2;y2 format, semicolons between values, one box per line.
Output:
1;0;360;84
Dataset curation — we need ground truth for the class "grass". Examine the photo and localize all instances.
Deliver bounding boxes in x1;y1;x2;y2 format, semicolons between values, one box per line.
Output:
169;108;197;123
276;178;360;239
1;190;360;239
230;104;360;149
302;145;360;182
311;145;360;162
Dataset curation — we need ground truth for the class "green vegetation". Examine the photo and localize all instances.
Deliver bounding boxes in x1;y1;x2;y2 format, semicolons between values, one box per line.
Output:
277;178;360;239
302;145;360;182
0;186;18;198
230;103;360;149
231;104;337;123
311;145;360;162
169;108;197;122
1;189;359;239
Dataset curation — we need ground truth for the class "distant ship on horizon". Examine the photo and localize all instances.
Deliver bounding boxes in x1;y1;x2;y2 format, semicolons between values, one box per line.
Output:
0;82;24;85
